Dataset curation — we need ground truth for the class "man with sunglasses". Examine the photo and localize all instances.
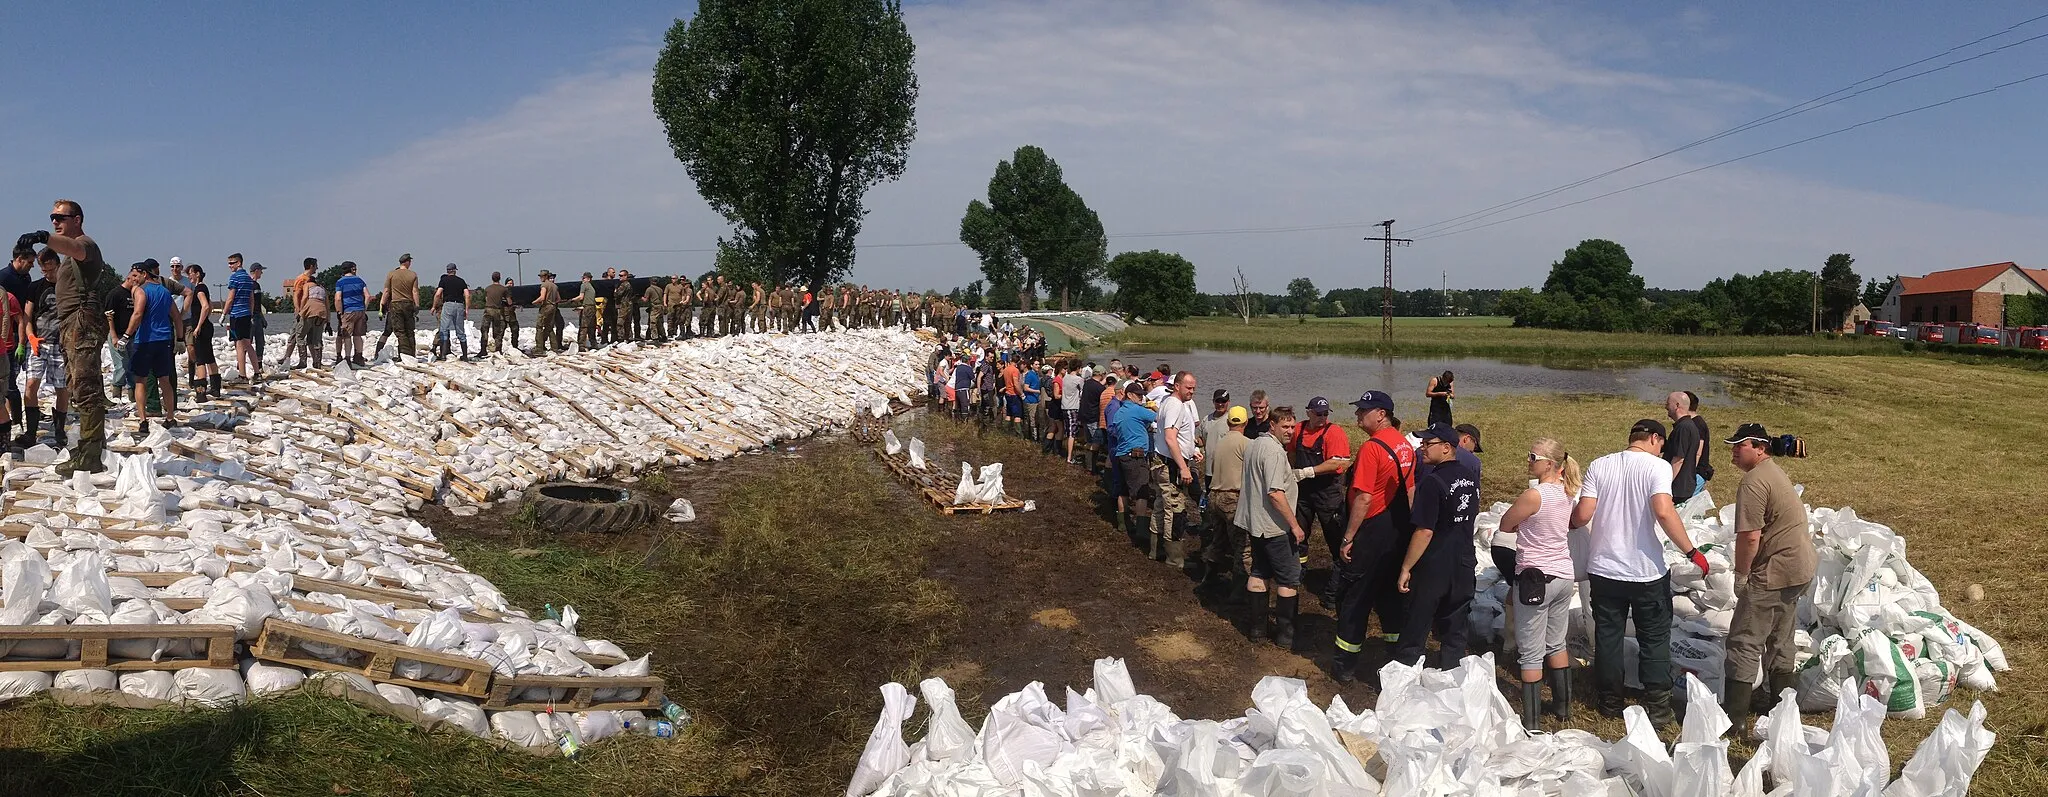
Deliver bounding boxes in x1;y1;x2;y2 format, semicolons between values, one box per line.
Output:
17;200;114;473
1719;423;1813;734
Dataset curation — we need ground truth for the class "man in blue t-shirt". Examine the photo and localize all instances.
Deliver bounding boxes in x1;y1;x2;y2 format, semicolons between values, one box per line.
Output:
1109;381;1160;538
1021;362;1044;447
333;262;369;367
120;262;179;431
223;255;259;382
1393;423;1481;669
951;356;974;418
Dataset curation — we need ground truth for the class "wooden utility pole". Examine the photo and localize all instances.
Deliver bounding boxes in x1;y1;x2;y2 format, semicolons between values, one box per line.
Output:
1363;220;1412;344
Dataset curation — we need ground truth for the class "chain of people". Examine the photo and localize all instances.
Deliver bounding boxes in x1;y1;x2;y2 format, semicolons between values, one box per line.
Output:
929;322;1814;736
9;199;970;478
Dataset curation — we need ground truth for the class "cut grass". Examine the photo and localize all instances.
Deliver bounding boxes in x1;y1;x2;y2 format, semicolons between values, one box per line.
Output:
1107;316;1913;361
0;444;955;797
1457;356;2047;793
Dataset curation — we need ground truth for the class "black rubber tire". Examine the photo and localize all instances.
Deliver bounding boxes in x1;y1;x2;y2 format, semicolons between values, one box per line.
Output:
528;484;654;534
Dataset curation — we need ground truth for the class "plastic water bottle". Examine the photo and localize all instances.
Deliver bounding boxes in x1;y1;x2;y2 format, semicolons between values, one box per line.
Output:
659;698;692;729
557;729;581;758
626;718;677;738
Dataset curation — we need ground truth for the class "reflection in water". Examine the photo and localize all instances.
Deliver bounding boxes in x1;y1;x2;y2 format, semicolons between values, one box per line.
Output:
1098;349;1728;409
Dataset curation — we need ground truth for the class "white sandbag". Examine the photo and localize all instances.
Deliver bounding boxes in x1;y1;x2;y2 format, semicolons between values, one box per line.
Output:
971;463;1006;504
52;551;112;615
119;670;178;701
1886;700;1995;797
1093;657;1136;706
951;462;978;506
175;667;246;706
420;696;489;737
906;437;926;470
846;682;918;797
491;710;553;747
0;541;51;626
53;668;118;693
883;430;902;456
240;659;306;696
1238;748;1329;797
664;498;696;523
1154;719;1225;796
593;654;651;702
186;583;278;641
0;671;55;701
575;710;625;743
1855;629;1925;719
1608;707;1673;797
1827;678;1892;796
919;677;976;763
376;683;421;710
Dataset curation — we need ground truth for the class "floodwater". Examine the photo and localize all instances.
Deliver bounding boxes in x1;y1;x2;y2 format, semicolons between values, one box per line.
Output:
1096;348;1728;408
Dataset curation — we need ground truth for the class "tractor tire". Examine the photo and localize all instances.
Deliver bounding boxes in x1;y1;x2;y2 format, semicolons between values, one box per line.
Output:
528;484;654;534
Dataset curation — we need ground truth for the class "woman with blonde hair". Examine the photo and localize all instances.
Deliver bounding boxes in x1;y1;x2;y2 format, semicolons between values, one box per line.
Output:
1496;436;1582;730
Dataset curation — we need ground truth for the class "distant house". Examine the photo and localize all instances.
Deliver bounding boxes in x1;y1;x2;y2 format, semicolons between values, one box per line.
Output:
1876;277;1914;323
1837;303;1871;333
1896;262;2047;326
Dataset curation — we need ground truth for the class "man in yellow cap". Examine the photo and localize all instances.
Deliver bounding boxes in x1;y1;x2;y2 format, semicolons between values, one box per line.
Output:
1203;403;1253;589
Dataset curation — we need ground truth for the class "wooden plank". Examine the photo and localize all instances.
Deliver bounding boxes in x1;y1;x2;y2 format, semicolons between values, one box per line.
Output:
0;624;238;672
483;674;666;711
289;575;500;624
250;618;495;698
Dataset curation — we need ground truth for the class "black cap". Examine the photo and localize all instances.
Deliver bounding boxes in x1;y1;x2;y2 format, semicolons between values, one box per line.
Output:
1212;389;1230;403
1631;418;1668;438
1306;396;1332;413
1415;423;1460;445
1349;391;1394;412
445;262;459;272
1724;422;1772;445
1454;423;1483;453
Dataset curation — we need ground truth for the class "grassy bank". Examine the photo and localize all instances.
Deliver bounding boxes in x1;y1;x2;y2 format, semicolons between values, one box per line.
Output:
0;444;954;797
1105;315;1910;361
1456;356;2045;794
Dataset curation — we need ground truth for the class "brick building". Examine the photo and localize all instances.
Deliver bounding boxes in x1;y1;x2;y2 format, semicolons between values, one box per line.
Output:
1895;262;2046;326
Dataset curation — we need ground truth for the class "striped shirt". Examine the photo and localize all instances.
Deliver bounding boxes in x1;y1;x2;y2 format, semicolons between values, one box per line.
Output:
226;269;258;318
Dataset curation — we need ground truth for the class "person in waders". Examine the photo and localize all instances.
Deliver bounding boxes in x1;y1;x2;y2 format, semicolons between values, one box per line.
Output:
1288;396;1352;609
1330;390;1414;684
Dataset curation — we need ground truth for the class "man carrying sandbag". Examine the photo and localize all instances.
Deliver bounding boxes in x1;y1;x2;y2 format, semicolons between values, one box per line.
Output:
1570;418;1710;727
1719;422;1814;733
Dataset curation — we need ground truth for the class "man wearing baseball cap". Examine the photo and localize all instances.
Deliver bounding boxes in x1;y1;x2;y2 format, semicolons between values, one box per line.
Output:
1331;389;1413;683
1200;403;1254;591
1289;396;1354;609
1568;418;1710;727
1719;422;1814;732
431;262;471;361
1390;423;1481;669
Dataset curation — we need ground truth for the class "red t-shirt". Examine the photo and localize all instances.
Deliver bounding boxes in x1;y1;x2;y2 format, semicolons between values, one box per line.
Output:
1288;422;1351;465
1349;426;1415;518
1002;363;1021;396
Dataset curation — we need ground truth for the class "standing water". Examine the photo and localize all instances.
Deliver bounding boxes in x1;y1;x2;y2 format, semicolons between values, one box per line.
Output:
1096;349;1728;407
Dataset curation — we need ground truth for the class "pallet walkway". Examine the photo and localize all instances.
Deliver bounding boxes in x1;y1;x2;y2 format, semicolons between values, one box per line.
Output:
483;674;666;712
251;618;495;698
0;624;236;672
873;448;1028;515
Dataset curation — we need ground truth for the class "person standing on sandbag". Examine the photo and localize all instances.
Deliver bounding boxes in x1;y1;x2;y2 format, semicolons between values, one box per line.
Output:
666;274;692;340
575;272;599;349
333;262;369;367
20;199;114;474
1570;418;1710;728
1331;391;1411;683
431;262;471;361
378;253;420;358
480;271;510;355
119;261;179;433
1391;424;1480;669
532;271;563;353
1719;423;1814;734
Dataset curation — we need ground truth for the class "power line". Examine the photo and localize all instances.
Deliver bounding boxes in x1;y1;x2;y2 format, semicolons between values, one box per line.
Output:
1413;66;2048;241
1401;11;2048;238
526;219;1401;255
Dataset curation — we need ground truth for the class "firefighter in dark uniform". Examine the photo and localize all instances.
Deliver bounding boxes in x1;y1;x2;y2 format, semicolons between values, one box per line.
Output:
1331;390;1416;683
1289;396;1354;609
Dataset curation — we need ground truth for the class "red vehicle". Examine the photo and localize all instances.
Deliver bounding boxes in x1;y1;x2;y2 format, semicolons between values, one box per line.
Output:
2015;327;2048;350
1859;320;1897;337
1918;323;1957;344
1960;324;2003;345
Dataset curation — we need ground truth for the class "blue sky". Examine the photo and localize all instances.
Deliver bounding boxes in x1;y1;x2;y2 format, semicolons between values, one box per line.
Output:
5;1;2047;294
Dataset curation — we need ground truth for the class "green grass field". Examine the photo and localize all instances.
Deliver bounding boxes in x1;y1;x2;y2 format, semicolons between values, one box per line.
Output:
1106;315;1910;361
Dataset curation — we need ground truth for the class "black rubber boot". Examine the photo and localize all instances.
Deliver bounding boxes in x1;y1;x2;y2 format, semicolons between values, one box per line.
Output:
1597;690;1626;719
13;407;38;449
1761;670;1796;714
209;374;222;398
1522;680;1543;732
1643;689;1677;728
1247;591;1271;642
1722;679;1754;739
1272;595;1298;649
1547;666;1573;721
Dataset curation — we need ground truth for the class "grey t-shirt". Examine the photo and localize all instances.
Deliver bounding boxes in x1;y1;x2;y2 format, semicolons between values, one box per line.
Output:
1060;373;1083;410
1234;434;1298;539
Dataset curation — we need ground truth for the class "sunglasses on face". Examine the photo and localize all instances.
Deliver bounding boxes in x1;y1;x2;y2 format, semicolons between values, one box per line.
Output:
1529;453;1554;463
49;213;77;223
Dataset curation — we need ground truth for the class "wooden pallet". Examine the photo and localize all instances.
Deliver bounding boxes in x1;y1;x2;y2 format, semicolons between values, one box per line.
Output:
0;623;237;672
250;618;494;698
482;674;666;712
873;449;1028;515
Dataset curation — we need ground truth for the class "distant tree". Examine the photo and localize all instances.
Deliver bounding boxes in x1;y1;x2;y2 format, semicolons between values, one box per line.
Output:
1542;239;1644;309
713;240;765;285
652;0;918;290
1106;250;1198;321
2007;293;2048;327
1862;275;1896;310
1228;267;1255;324
312;262;350;294
959;146;1106;310
1285;277;1318;319
1820;253;1860;330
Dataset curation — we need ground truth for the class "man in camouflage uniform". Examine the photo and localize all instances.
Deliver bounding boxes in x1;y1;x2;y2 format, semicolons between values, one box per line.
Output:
533;270;563;353
576;272;599;349
644;276;667;342
613;271;639;341
666;275;691;341
20;200;112;474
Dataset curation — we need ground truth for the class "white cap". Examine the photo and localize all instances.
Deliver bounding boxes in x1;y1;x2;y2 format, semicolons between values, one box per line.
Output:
1080;366;1093;378
1146;385;1170;402
167;256;183;267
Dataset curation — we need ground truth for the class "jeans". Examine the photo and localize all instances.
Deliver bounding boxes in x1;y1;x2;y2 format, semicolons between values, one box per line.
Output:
108;338;131;393
1592;573;1674;694
439;302;468;351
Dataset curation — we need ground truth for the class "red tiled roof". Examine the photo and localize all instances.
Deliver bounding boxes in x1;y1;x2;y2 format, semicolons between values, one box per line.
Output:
2023;268;2048;292
1901;262;2019;295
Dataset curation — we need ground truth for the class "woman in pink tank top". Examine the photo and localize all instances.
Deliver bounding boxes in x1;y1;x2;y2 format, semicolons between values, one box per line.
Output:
1497;437;1582;731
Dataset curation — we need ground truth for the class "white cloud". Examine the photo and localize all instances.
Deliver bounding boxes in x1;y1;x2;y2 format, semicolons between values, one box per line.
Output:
277;0;2048;294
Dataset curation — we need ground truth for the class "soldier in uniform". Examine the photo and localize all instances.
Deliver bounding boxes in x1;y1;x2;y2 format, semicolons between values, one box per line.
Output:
819;284;837;332
745;281;763;333
21;200;112;474
575;272;599;349
532;270;562;353
765;282;787;333
481;271;510;355
503;277;522;353
611;271;637;342
666;274;691;340
644;276;667;342
724;278;743;336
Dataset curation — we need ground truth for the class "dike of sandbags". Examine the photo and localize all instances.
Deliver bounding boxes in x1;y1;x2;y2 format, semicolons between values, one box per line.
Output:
1;329;934;754
847;655;1995;797
1464;493;2008;720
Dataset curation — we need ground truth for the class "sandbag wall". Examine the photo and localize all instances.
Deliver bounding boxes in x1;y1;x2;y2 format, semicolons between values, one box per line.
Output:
0;329;933;754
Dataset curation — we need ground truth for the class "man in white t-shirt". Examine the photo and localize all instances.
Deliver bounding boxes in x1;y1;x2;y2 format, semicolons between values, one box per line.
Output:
1569;418;1711;728
1150;371;1203;571
1060;366;1085;462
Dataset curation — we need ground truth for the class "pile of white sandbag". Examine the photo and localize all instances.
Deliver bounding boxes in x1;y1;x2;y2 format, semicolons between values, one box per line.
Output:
1467;493;2008;719
848;656;1994;797
1;328;934;754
